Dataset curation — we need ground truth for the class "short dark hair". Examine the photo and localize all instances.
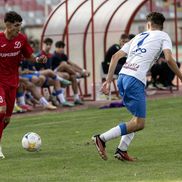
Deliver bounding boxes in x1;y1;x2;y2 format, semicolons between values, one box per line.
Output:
4;11;22;23
120;33;128;40
43;37;53;44
55;41;65;48
146;12;165;30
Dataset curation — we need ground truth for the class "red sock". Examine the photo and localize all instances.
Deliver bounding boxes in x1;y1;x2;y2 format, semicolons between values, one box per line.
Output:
0;113;5;141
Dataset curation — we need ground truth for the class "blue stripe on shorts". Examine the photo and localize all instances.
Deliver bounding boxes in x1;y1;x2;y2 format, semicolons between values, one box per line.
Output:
117;74;146;118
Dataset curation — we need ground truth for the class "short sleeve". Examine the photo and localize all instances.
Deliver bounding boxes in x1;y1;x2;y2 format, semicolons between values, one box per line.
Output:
121;41;131;54
162;33;172;51
21;36;34;58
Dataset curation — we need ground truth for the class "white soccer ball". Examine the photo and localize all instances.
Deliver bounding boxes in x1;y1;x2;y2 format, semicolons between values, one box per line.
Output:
22;132;42;152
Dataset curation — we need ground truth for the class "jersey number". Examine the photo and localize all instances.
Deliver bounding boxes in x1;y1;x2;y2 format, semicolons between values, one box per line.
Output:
137;32;150;47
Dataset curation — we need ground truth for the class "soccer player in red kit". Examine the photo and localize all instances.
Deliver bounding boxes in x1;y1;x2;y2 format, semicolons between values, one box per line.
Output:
0;11;47;159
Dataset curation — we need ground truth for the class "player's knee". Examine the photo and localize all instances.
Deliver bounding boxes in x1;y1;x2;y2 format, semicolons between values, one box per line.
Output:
39;76;46;86
60;62;67;66
44;69;52;76
48;69;53;75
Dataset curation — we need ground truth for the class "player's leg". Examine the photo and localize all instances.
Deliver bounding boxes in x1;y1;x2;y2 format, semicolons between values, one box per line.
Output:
92;117;145;160
21;73;46;87
0;86;17;159
0;85;6;159
56;71;70;81
40;69;71;86
31;75;46;87
16;80;33;111
67;61;90;77
21;77;57;110
70;75;83;105
56;62;77;75
114;117;144;161
55;70;83;105
46;78;74;107
55;71;71;86
4;86;17;129
92;74;146;160
115;132;135;161
30;75;57;108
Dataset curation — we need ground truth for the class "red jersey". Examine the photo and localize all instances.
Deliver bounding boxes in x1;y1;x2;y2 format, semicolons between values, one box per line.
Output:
0;32;33;87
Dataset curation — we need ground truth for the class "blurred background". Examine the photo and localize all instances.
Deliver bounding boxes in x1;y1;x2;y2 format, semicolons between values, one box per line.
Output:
0;0;181;41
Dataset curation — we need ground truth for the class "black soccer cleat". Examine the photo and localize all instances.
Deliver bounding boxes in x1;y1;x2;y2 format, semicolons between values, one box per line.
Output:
114;148;136;162
92;135;107;160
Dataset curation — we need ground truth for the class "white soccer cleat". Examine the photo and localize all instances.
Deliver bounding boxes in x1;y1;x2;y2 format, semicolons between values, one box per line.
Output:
44;103;57;110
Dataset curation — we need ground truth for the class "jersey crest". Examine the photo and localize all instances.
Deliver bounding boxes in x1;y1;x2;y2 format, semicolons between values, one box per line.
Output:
14;41;21;49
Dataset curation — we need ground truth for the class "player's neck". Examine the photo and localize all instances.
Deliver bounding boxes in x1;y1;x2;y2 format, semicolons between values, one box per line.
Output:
151;27;161;31
43;49;49;54
4;30;16;40
147;27;161;31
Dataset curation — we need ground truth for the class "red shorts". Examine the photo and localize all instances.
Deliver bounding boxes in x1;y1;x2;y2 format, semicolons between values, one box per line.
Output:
0;83;17;118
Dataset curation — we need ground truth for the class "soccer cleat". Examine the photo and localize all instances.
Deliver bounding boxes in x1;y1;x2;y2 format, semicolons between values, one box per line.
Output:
92;135;107;160
44;103;57;110
19;104;33;112
13;104;26;114
60;79;71;86
62;101;75;107
0;145;5;159
25;99;34;106
114;148;135;162
74;99;84;105
49;95;59;106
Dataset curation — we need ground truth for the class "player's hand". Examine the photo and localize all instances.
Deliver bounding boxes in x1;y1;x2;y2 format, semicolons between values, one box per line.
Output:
101;81;111;95
36;55;47;64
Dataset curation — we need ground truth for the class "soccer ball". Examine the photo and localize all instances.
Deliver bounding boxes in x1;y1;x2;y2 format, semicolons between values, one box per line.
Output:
22;132;42;152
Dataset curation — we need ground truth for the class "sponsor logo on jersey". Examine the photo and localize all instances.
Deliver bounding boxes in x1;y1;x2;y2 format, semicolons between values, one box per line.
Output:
0;50;20;57
123;63;139;71
1;44;7;48
131;47;147;55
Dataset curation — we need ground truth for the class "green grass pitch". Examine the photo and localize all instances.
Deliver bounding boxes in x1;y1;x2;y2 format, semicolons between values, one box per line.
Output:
0;97;182;182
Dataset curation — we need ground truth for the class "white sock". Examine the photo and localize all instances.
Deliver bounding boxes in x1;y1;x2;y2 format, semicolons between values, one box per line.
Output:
39;97;49;106
57;93;66;103
56;75;64;81
100;126;121;142
17;95;26;105
118;132;135;151
74;94;79;101
61;88;65;94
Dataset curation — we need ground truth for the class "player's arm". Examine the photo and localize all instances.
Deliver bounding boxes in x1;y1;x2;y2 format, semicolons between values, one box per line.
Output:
101;50;126;95
21;37;47;64
20;69;34;75
163;49;182;82
27;54;47;64
106;50;126;82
